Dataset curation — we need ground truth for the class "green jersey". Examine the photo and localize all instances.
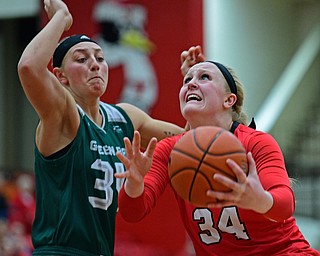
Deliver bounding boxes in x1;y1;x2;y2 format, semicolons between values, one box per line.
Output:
32;103;134;256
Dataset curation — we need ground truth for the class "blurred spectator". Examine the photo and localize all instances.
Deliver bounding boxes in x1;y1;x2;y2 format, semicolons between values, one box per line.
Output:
0;195;7;220
0;171;16;219
7;173;35;237
2;173;36;255
0;220;33;256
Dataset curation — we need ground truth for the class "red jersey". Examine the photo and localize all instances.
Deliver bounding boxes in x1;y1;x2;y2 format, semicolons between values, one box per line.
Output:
119;123;319;256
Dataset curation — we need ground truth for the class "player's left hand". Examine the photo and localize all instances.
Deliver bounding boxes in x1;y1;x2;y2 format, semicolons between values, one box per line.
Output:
206;152;273;214
180;45;205;76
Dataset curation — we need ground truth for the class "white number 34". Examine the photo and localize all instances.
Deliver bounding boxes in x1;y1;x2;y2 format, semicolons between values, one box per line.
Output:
193;207;249;244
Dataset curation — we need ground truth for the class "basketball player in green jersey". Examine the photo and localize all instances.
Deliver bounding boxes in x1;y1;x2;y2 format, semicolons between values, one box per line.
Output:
17;0;185;255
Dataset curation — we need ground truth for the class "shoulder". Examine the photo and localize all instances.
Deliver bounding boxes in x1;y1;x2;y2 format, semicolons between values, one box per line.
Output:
115;103;146;119
115;102;150;130
235;124;282;153
100;102;131;123
235;123;274;141
100;102;134;139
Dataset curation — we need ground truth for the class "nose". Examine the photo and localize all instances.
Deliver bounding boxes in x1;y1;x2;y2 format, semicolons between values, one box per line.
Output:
187;79;198;89
90;58;100;71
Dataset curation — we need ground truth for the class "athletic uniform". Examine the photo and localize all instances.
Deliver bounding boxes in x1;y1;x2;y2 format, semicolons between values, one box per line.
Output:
32;102;134;256
119;122;320;255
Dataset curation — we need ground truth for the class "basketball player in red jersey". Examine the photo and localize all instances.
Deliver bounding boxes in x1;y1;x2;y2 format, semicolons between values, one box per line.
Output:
115;46;319;255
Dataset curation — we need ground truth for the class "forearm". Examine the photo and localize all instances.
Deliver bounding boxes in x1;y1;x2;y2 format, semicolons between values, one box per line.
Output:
20;11;70;69
118;187;148;222
123;179;144;198
263;185;295;222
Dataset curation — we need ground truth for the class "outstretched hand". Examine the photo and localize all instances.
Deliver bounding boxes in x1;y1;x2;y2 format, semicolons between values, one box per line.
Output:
44;0;73;31
206;152;274;214
115;131;157;198
180;45;206;76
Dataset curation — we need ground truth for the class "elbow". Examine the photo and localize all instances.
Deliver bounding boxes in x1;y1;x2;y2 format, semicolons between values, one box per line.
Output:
17;57;34;78
17;57;45;88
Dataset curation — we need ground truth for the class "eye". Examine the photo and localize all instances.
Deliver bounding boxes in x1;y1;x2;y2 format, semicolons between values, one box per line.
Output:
184;77;192;85
77;57;86;63
200;73;210;80
96;56;105;62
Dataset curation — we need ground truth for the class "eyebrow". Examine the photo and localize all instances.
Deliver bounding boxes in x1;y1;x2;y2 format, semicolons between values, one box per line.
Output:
72;48;103;54
186;67;211;77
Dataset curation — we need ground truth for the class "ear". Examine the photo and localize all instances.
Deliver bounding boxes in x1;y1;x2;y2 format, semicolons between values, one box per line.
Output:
224;93;237;109
53;67;69;86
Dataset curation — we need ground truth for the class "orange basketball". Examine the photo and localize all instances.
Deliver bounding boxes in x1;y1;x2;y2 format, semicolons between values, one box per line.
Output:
168;126;248;207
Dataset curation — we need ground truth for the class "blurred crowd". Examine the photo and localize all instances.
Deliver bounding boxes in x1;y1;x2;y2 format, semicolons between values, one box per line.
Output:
0;170;35;256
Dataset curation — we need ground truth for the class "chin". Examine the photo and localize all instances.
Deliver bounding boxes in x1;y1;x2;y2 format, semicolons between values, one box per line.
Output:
182;106;201;119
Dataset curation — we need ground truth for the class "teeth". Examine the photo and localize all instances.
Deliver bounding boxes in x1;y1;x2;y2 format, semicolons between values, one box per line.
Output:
187;94;201;102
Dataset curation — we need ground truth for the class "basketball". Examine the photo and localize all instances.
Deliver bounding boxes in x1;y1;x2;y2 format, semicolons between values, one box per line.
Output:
168;126;248;207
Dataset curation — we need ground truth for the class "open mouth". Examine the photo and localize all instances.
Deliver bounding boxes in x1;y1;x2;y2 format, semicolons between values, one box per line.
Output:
186;93;202;102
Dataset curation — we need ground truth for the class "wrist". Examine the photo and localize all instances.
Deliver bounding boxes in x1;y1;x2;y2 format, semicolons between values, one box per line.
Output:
256;191;274;214
124;180;144;198
53;9;73;31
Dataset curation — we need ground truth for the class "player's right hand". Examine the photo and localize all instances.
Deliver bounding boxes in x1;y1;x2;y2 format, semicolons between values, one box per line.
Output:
44;0;73;31
115;131;157;198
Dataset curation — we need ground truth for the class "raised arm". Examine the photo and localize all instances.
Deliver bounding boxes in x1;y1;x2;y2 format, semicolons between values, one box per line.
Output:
17;0;78;156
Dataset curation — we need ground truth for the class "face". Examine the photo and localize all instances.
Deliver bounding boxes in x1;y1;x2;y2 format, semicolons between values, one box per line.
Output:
179;62;232;123
56;42;109;101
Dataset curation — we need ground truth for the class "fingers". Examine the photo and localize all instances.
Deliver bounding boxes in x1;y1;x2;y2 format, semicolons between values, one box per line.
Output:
115;135;135;168
180;45;205;76
181;45;202;62
124;131;143;158
207;152;259;208
123;137;133;159
206;157;249;203
114;170;129;179
116;151;129;166
247;152;257;176
131;131;141;155
145;137;157;158
206;186;241;208
226;158;247;183
114;151;131;179
43;0;73;30
180;50;189;64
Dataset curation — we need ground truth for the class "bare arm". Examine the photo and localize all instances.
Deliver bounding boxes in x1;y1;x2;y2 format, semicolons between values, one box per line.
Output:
117;103;184;148
17;0;78;156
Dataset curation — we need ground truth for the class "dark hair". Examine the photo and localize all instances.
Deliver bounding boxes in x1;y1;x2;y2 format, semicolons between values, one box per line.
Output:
52;34;98;68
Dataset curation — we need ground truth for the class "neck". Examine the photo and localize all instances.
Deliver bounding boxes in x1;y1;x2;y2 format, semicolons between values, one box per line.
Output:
188;116;233;131
78;102;103;127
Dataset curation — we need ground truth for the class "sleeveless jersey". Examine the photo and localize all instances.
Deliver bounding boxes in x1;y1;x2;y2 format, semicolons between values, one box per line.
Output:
32;102;134;256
